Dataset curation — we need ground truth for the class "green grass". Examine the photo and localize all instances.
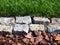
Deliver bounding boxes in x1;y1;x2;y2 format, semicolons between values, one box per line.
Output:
0;0;60;17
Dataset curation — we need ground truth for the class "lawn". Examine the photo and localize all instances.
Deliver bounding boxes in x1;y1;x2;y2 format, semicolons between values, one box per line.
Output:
0;0;60;17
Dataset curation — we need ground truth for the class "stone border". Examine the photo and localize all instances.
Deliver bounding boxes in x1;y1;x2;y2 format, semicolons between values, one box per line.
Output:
0;16;60;34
